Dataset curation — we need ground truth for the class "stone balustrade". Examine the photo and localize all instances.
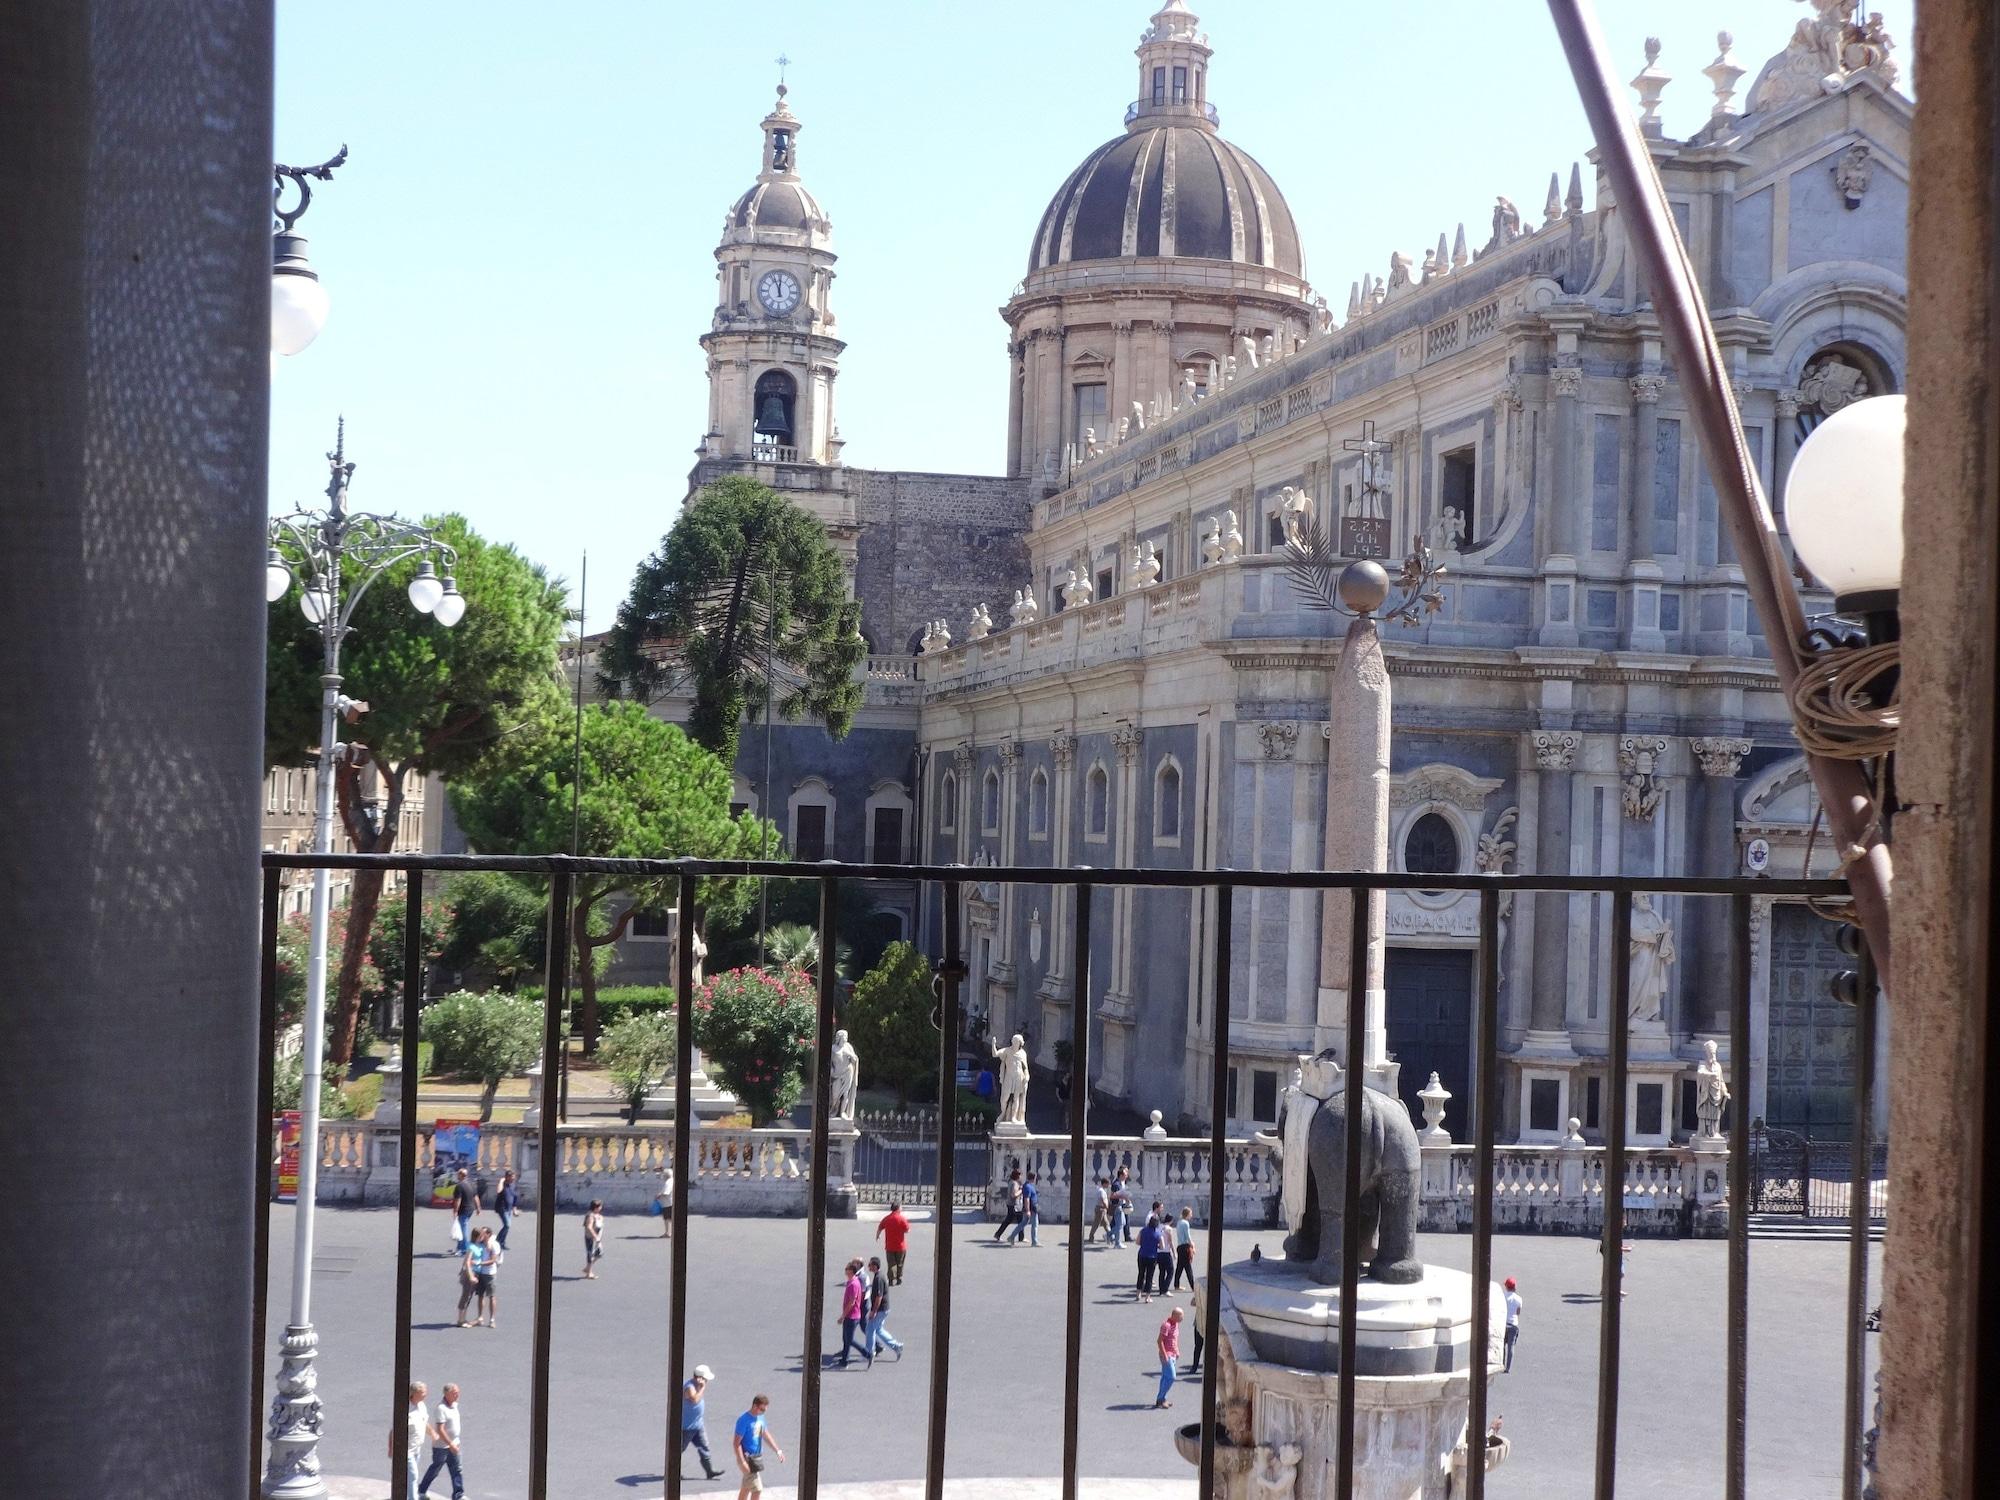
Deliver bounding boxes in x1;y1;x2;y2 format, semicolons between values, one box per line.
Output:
986;1131;1280;1227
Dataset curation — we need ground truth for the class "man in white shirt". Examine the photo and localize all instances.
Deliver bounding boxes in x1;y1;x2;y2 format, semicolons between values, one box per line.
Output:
392;1382;427;1500
1503;1277;1522;1373
419;1383;465;1500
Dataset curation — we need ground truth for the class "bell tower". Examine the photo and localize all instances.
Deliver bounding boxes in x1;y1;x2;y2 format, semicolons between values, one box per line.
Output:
699;84;845;467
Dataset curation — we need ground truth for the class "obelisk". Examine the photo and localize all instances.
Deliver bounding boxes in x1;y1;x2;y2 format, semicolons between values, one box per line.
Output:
1317;561;1399;1099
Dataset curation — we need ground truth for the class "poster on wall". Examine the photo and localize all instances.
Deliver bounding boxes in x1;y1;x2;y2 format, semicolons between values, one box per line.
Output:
275;1111;302;1202
431;1119;481;1207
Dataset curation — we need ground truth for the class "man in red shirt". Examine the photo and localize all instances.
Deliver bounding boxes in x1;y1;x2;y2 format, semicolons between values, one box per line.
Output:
876;1202;911;1286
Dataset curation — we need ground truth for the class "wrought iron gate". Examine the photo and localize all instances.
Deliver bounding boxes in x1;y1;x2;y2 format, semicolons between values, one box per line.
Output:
853;1109;989;1208
1751;1121;1810;1214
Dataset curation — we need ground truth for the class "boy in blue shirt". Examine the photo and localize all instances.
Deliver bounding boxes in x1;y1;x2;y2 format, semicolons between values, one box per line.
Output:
733;1394;786;1500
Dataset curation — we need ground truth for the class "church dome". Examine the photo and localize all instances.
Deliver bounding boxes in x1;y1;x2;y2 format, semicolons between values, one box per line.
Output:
1028;125;1301;275
730;179;826;233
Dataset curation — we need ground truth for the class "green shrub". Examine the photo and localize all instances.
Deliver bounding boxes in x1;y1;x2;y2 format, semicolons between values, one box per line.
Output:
420;990;544;1121
600;1011;678;1122
847;942;936;1108
691;967;817;1126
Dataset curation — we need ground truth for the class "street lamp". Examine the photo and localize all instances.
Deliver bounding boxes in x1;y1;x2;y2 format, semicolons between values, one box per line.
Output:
271;147;347;359
1785;393;1906;617
261;422;465;1500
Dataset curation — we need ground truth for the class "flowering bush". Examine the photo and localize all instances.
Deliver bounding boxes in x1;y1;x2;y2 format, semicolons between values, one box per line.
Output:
690;966;818;1126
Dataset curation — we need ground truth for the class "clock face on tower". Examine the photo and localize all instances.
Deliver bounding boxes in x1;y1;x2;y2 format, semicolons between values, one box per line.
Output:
756;269;803;316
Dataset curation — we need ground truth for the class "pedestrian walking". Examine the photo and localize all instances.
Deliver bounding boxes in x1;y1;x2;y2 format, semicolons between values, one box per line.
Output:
1152;1215;1176;1296
1502;1277;1521;1372
865;1255;904;1359
876;1201;911;1285
837;1259;871;1368
1089;1178;1111;1243
392;1382;427;1500
733;1393;786;1500
1136;1213;1163;1301
992;1167;1024;1243
1597;1239;1629;1297
450;1168;479;1251
657;1166;675;1239
1186;1306;1204;1377
1171;1206;1197;1290
1154;1307;1184;1408
493;1170;519;1252
469;1227;501;1328
1009;1170;1041;1246
418;1382;465;1499
1109;1167;1132;1245
681;1364;725;1479
455;1230;480;1327
582;1200;605;1279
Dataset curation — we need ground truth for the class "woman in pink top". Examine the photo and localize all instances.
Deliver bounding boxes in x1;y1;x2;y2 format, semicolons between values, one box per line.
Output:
837;1259;871;1368
1154;1307;1184;1408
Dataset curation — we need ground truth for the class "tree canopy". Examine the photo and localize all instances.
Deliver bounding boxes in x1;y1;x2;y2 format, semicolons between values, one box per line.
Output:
845;941;938;1108
450;699;775;1049
596;475;865;763
265;513;569;1068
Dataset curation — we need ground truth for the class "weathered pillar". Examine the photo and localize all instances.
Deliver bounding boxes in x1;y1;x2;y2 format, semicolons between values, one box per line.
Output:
1689;738;1751;1031
1527;731;1578;1035
1629;372;1665;562
0;5;273;1497
1550;361;1588;556
1317;604;1394;1097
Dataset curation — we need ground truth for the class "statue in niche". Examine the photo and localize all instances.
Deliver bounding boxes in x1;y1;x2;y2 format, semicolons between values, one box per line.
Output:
1281;1050;1424;1284
1434;506;1467;552
829;1029;860;1120
991;1033;1031;1125
1628;893;1678;1023
1695;1039;1731;1140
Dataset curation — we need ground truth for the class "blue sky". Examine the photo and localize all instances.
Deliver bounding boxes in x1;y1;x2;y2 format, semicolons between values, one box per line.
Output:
272;1;1914;629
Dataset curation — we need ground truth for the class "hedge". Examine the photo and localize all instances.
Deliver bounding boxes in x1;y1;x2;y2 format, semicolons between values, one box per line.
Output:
516;984;676;1027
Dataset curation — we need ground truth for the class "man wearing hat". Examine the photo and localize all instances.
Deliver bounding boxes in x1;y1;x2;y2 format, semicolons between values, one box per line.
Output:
1502;1277;1522;1372
681;1363;724;1479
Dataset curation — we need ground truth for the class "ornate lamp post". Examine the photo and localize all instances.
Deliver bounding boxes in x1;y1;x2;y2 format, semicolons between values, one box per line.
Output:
261;427;464;1500
271;147;347;360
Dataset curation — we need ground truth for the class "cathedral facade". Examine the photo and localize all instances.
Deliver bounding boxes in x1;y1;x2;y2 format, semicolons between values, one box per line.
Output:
670;2;1909;1147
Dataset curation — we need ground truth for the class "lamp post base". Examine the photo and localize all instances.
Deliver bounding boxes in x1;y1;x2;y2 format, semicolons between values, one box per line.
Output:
262;1322;329;1500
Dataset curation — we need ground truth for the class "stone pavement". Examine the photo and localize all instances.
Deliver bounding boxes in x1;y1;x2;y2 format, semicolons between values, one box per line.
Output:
275;1205;1877;1499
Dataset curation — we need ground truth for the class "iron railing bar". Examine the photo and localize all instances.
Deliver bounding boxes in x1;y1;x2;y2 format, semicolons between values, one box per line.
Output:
925;879;965;1500
1199;883;1234;1500
250;864;281;1500
257;850;1849;900
1726;893;1752;1500
796;875;841;1500
1335;884;1367;1500
527;869;571;1500
1061;879;1093;1500
1466;886;1501;1500
390;869;424;1500
1594;891;1633;1500
1842;936;1879;1500
665;871;697;1500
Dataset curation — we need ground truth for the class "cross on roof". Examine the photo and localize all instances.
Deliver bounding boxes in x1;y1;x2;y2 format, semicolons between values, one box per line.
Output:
1342;419;1392;517
775;54;790;83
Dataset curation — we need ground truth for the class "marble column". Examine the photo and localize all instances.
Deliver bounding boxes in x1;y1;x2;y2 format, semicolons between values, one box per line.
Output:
1006;339;1026;477
1528;732;1579;1034
1691;737;1751;1031
1772;391;1802;527
1111;318;1135;437
1551;362;1587;556
1317;615;1393;1095
1628;373;1666;561
993;738;1022;996
1042;733;1077;1002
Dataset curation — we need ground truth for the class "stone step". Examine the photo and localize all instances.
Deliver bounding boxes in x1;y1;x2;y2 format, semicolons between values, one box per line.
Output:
1746;1215;1884;1242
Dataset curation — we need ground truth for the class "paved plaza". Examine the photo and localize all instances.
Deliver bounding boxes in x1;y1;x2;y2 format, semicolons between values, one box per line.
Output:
274;1205;1878;1499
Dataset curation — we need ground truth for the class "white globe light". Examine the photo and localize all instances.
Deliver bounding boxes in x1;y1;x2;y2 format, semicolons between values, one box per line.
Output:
432;584;466;628
1784;394;1905;608
407;563;444;613
271;272;331;357
300;580;333;624
265;551;294;603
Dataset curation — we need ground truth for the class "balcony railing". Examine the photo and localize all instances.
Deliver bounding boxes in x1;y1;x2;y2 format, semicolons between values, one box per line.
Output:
1125;98;1221;127
256;851;1877;1500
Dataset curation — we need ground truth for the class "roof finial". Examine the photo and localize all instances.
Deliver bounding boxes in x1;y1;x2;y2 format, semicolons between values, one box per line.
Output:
1703;32;1745;123
1543;172;1563;227
1631;37;1670;135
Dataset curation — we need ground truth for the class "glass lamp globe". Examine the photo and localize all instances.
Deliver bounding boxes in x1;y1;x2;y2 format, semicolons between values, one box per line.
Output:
300;579;334;625
1785;394;1905;611
407;562;444;613
265;549;293;603
432;581;466;628
271;272;331;358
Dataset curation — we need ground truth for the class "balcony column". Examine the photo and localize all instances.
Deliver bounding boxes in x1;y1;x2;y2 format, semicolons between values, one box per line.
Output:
0;5;273;1494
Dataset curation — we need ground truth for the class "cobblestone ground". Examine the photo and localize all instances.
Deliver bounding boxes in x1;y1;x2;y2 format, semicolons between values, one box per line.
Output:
268;1205;1879;1498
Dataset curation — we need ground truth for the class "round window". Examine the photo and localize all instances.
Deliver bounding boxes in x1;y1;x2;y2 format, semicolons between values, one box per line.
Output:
1403;812;1460;877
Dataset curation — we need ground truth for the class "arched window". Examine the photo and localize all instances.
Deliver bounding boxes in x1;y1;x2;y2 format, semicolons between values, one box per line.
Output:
753;369;797;452
1085;763;1110;842
981;768;1001;835
1154;758;1183;844
1028;768;1050;840
1403;812;1460;876
939;771;958;834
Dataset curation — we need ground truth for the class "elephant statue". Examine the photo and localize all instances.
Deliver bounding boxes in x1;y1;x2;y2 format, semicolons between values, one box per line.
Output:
1286;1071;1424;1286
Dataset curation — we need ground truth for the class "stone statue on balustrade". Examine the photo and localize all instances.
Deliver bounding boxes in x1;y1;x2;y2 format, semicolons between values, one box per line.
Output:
966;602;993;641
829;1028;860;1121
1010;585;1040;626
1628;892;1677;1023
1695;1039;1730;1141
992;1033;1031;1127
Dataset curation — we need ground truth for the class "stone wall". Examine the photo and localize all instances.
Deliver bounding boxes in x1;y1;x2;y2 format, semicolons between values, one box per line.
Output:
850;467;1031;655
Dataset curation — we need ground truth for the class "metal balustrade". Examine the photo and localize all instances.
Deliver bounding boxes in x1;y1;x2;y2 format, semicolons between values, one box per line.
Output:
253;852;1877;1500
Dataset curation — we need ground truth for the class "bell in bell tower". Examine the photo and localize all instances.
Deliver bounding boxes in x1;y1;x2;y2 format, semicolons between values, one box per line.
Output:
698;82;845;468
